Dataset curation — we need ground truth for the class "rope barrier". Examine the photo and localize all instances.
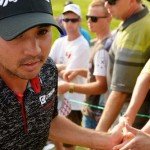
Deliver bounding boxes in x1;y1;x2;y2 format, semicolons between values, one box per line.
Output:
69;99;150;119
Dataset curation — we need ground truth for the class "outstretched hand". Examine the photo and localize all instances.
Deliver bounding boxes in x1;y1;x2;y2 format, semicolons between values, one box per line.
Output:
113;124;150;150
109;121;124;148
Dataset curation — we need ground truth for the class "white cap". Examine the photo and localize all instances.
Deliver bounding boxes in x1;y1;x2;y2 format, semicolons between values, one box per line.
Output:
63;4;81;17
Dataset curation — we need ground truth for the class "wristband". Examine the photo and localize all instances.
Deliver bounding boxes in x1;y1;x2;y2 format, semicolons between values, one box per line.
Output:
69;83;75;93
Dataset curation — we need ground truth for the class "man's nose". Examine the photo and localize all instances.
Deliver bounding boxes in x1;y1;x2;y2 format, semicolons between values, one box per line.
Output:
24;38;41;56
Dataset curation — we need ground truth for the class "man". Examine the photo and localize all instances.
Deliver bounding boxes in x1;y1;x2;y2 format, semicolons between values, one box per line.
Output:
58;0;112;129
96;0;150;132
0;0;124;149
50;4;90;150
60;0;91;43
50;3;90;116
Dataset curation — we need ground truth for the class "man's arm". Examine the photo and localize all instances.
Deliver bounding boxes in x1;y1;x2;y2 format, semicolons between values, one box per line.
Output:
49;115;123;149
141;119;150;134
96;91;128;132
58;75;107;95
122;73;150;125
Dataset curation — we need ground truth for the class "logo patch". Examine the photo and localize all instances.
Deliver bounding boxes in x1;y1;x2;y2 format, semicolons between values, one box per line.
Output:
39;88;55;105
0;0;18;7
0;0;50;7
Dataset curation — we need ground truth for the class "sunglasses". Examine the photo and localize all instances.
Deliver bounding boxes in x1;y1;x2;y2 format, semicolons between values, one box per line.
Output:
62;18;80;23
105;0;118;5
86;15;107;23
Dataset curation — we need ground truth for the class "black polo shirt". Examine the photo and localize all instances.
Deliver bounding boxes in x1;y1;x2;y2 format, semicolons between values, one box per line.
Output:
0;58;58;150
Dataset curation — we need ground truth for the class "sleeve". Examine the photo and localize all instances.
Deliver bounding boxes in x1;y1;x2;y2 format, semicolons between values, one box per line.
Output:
93;49;109;76
110;46;147;93
109;23;150;93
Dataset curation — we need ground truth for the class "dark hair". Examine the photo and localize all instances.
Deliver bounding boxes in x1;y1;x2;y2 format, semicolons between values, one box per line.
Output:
64;0;74;6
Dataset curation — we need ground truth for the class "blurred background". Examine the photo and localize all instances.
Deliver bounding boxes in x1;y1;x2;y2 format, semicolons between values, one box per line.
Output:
51;0;150;43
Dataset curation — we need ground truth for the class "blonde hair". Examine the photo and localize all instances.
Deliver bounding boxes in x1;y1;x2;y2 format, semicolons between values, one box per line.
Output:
89;0;109;16
88;0;110;63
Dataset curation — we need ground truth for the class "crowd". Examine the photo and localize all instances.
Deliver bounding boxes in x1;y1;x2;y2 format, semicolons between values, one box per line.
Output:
0;0;150;150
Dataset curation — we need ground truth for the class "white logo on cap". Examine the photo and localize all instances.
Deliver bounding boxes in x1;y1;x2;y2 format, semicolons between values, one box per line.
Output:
0;0;18;7
45;0;50;2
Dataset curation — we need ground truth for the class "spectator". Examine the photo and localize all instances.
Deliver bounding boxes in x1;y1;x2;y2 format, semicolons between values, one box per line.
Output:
58;0;113;129
49;3;90;150
96;0;150;132
56;0;91;44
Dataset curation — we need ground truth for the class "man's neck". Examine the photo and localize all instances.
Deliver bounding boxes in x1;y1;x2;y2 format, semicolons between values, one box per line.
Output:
0;73;28;94
123;3;144;20
67;32;80;41
96;30;111;41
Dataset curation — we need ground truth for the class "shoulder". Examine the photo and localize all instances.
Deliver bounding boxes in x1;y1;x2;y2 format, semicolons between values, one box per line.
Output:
103;34;116;52
40;58;58;77
79;35;90;46
53;36;67;45
95;49;109;59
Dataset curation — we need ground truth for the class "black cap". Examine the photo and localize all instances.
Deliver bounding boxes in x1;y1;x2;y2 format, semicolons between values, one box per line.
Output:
0;0;63;40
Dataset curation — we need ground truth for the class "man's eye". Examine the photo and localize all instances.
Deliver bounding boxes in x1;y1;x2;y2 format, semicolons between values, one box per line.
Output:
38;29;48;35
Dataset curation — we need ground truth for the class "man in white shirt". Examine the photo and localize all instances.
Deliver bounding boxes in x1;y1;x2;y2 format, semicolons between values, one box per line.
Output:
49;3;90;150
58;0;113;130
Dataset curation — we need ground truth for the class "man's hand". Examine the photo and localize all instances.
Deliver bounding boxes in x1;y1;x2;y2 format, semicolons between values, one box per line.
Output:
113;124;150;150
112;117;134;150
63;70;78;82
108;121;124;149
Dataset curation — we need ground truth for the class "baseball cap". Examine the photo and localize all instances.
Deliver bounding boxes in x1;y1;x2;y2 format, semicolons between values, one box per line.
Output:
0;0;63;41
63;4;81;17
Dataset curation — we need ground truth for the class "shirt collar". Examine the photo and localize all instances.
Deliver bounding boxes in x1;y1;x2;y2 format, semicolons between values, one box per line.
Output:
119;5;149;31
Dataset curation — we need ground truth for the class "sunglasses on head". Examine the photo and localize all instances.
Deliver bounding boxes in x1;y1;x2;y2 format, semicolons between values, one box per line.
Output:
86;15;107;23
62;18;80;23
105;0;118;5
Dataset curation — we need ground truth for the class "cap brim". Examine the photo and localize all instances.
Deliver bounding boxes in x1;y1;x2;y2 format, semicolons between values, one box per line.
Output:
0;13;63;41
